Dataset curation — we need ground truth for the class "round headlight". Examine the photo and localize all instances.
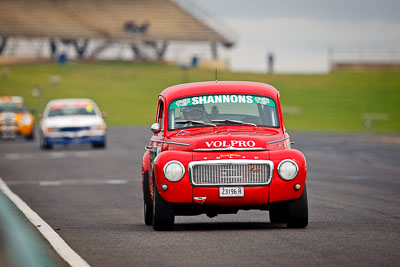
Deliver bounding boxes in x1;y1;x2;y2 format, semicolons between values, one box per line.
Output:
163;161;185;182
277;159;298;181
22;114;32;125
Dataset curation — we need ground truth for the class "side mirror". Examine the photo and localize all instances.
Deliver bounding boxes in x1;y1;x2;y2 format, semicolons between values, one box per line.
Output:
38;114;43;120
101;111;107;118
150;123;161;134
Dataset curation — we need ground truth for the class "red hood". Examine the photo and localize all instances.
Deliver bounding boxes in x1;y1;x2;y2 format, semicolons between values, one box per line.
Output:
165;128;285;151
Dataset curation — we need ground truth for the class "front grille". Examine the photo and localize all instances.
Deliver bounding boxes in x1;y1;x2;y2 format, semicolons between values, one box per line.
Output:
59;126;90;132
189;160;273;186
1;113;16;126
1;119;16;126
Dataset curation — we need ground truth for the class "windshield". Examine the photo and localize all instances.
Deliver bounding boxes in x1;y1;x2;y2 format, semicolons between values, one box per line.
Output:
168;94;279;130
0;103;27;113
47;102;97;117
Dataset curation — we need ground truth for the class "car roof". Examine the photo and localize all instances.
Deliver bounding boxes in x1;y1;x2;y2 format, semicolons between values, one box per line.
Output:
0;96;24;103
46;98;95;105
159;81;279;103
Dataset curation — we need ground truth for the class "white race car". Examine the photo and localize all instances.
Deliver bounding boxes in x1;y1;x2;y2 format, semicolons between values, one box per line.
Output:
40;98;106;149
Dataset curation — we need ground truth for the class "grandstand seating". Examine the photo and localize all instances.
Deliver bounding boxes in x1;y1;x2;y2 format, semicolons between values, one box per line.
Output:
0;0;232;45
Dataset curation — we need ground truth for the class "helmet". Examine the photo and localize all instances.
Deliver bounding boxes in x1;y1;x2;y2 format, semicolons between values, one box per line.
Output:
181;104;205;112
181;104;205;120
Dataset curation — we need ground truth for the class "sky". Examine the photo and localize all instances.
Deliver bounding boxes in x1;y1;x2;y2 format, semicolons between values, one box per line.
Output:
179;0;400;73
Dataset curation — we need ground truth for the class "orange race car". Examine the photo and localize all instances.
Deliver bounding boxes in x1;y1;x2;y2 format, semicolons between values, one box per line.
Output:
0;96;35;140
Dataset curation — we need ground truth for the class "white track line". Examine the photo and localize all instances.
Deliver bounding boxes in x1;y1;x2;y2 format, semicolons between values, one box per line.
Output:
0;177;90;267
6;179;129;186
5;153;21;160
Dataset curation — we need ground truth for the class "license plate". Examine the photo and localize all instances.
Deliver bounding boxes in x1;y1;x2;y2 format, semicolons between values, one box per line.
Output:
219;186;244;198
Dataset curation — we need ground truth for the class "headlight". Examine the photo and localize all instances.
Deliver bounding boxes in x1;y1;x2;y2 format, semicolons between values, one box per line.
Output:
277;159;298;181
163;161;185;182
22;114;32;125
46;127;59;133
91;124;105;130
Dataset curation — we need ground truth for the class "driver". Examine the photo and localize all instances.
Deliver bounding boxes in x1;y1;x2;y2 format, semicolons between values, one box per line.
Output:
181;104;208;121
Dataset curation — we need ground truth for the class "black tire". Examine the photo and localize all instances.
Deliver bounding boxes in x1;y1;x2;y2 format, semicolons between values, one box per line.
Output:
287;184;308;228
144;202;153;226
92;139;106;149
142;171;153;225
152;180;174;231
25;134;34;141
40;134;52;150
269;203;288;224
25;130;35;141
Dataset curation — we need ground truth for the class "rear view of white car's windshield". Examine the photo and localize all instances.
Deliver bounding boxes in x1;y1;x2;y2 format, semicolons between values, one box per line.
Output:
168;94;279;130
47;102;97;117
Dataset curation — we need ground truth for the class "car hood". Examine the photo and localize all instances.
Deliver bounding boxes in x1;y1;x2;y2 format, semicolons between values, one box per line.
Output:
42;115;104;128
165;128;285;151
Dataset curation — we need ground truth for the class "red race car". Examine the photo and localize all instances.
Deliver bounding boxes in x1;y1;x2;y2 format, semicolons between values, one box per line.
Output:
142;81;308;230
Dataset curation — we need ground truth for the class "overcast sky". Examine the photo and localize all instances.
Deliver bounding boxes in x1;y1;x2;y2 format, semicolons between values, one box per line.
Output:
185;0;400;73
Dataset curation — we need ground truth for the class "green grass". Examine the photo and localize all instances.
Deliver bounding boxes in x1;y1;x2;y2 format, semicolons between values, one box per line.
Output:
0;61;399;133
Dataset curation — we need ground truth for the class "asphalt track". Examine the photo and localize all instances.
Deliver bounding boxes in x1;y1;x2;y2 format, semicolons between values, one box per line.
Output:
1;127;399;266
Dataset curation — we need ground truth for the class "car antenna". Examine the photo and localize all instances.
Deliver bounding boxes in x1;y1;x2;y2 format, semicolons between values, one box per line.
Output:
215;68;218;83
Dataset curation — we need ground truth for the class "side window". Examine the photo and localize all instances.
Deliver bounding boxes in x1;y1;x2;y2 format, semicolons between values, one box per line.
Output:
157;101;164;130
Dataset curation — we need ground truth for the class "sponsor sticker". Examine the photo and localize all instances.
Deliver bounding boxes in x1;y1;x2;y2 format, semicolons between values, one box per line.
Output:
206;140;256;148
194;197;207;204
219;153;241;158
169;94;275;110
50;103;66;110
177;130;189;135
175;98;191;107
85;104;93;112
50;102;92;110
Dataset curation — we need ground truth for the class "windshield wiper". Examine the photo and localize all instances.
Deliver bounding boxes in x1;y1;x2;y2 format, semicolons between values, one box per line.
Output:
175;120;217;128
212;119;257;127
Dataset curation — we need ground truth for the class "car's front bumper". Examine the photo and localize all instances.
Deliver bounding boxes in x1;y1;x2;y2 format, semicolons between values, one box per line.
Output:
151;149;307;207
46;135;105;145
43;129;106;145
192;186;270;206
0;124;34;138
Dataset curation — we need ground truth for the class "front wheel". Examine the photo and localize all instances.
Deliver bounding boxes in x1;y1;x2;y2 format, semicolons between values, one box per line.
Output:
92;139;106;149
25;129;35;141
144;202;153;226
40;134;52;150
286;184;308;228
269;203;287;224
152;180;174;231
143;171;153;225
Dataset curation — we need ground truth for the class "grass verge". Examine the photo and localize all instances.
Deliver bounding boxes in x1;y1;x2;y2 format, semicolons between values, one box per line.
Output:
0;61;399;133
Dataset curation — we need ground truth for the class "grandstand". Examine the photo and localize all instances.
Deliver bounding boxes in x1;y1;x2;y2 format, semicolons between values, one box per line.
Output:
328;47;400;71
0;0;234;62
